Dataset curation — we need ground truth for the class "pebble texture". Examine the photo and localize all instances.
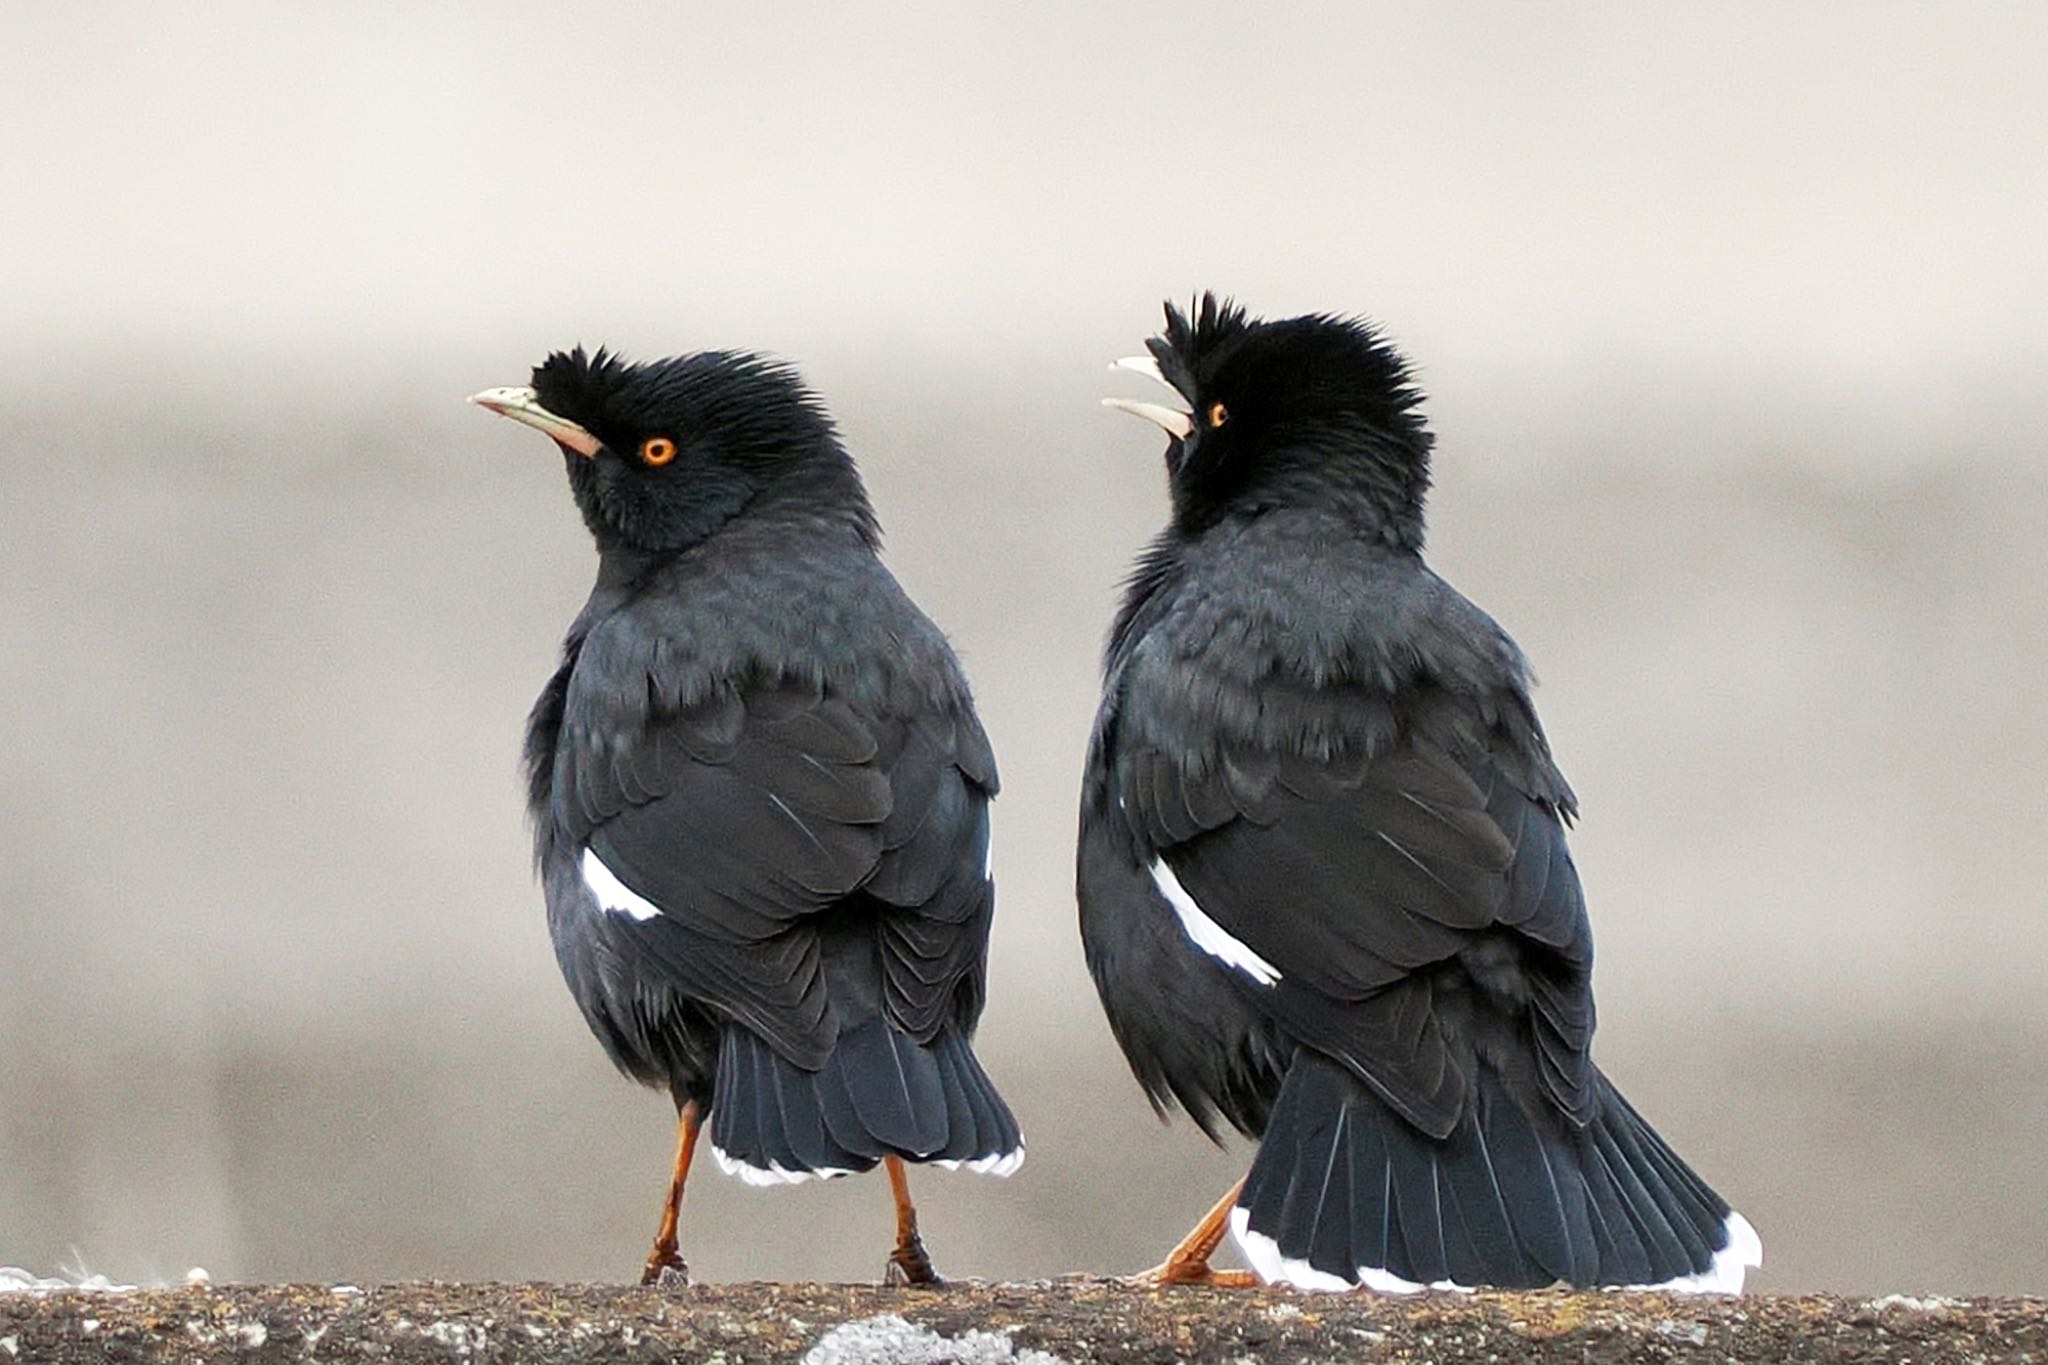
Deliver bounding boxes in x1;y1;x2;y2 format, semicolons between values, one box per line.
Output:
1;1280;2043;1362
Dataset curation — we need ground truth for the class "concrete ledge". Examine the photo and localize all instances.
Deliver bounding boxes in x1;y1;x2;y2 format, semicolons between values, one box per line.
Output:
2;1280;2043;1363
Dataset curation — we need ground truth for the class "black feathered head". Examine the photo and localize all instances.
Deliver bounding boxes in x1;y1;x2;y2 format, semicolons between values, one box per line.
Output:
472;346;875;556
1105;293;1433;549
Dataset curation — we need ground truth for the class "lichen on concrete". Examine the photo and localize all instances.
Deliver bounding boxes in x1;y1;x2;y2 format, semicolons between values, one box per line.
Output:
803;1312;1067;1365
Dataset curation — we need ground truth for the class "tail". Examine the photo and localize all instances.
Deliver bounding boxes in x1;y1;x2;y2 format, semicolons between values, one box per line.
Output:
707;1017;1022;1185
1232;1054;1760;1292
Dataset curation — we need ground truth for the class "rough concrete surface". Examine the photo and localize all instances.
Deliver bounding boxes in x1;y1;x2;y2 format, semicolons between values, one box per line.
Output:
2;1281;2043;1363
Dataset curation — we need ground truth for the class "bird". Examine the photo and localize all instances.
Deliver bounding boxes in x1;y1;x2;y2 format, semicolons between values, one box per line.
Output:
470;346;1021;1286
1082;294;1760;1293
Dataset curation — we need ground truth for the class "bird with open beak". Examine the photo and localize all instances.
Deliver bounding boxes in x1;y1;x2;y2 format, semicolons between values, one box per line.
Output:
1083;294;1760;1293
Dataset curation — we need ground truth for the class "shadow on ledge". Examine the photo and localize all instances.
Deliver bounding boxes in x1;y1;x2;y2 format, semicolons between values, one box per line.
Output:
2;1280;2043;1362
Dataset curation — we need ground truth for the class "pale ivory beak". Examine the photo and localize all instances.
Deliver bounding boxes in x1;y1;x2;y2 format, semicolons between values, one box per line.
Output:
1101;356;1194;438
468;385;603;458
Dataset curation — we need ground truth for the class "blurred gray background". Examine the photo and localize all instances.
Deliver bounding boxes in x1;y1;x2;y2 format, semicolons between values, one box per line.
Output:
3;3;2044;1296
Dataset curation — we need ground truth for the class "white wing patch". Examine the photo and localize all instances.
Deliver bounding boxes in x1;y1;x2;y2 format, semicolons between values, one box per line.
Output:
1149;859;1282;987
579;846;661;922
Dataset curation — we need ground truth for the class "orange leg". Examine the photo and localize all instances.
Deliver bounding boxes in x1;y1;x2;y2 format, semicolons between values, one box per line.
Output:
639;1101;702;1286
882;1155;944;1286
1123;1178;1260;1287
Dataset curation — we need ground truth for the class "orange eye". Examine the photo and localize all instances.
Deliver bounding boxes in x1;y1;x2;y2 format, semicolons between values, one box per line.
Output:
1207;401;1229;428
639;436;677;466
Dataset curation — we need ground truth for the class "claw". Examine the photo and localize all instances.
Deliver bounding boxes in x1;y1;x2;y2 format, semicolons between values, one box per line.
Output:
640;1255;691;1289
882;1156;946;1287
639;1102;702;1289
1121;1177;1258;1289
1122;1262;1259;1289
885;1231;944;1288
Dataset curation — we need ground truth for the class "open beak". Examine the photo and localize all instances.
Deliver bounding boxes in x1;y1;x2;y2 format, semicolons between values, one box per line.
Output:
1101;356;1193;439
467;385;603;458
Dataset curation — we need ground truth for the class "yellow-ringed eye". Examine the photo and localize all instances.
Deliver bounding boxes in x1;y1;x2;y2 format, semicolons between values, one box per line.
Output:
639;436;678;466
1207;400;1229;428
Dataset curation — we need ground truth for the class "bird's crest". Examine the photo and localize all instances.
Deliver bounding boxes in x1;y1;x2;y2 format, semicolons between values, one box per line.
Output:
530;345;629;423
1120;292;1436;549
1143;294;1422;428
1147;292;1251;400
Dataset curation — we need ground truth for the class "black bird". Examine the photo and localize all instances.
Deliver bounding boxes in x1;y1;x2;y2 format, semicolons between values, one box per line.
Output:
472;347;1020;1285
1082;295;1759;1292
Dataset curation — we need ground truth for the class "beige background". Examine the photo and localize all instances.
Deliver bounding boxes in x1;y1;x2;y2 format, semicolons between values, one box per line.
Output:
3;4;2044;1295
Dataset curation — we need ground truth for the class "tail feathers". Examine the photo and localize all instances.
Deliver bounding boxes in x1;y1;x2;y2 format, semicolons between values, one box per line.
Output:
709;1018;1022;1185
1233;1055;1760;1292
926;1019;1027;1174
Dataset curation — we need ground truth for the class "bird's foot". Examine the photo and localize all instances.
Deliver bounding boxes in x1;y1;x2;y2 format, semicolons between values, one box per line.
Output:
884;1233;944;1288
1121;1258;1260;1289
1122;1179;1258;1288
639;1246;690;1288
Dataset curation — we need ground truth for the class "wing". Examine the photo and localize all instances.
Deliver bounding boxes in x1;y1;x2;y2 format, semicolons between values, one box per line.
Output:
1112;680;1596;1139
1078;723;1289;1141
556;675;998;1067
